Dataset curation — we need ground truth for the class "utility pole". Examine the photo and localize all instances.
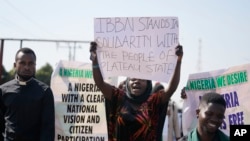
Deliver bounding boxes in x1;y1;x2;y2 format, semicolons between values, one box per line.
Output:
0;39;4;84
0;38;90;83
56;42;81;61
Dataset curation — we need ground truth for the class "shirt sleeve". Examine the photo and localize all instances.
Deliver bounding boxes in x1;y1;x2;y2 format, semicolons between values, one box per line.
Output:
0;89;5;141
40;88;55;141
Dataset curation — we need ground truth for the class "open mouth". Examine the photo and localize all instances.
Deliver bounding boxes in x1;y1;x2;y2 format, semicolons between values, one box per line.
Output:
131;85;141;94
207;122;217;131
132;87;140;92
208;122;216;128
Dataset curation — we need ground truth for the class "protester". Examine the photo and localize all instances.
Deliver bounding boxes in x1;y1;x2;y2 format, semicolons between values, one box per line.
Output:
152;82;182;141
167;100;182;141
118;79;126;91
181;86;198;136
179;87;187;135
180;86;187;99
89;41;183;141
0;47;55;141
178;92;229;141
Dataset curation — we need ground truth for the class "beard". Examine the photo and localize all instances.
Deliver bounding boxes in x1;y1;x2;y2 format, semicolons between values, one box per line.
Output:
17;73;35;81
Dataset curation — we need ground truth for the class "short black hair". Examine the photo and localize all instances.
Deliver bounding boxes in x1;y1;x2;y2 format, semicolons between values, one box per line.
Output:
15;47;36;61
199;92;226;108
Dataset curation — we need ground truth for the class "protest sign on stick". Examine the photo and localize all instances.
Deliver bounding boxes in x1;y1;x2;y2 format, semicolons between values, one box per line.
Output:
94;17;179;83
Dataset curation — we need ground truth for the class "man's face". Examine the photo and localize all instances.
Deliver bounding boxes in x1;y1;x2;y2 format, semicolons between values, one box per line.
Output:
14;52;36;81
196;102;226;135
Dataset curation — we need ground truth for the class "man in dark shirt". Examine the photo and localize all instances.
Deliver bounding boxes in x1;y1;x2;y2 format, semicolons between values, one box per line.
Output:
0;47;55;141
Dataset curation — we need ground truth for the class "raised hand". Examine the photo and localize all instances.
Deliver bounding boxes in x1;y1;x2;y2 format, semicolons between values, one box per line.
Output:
90;42;97;61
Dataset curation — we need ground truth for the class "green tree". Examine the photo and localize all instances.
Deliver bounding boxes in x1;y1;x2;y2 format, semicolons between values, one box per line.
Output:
36;63;53;86
1;63;53;85
0;65;10;84
7;68;15;80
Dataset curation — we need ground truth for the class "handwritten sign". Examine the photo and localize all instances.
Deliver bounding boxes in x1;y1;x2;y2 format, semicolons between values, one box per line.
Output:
94;17;179;83
51;60;117;141
182;63;250;136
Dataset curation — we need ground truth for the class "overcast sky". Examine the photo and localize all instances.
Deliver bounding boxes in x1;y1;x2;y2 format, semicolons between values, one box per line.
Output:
1;0;250;105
